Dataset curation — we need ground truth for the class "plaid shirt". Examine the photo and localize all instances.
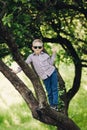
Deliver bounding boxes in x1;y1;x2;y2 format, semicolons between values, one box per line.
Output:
18;51;56;80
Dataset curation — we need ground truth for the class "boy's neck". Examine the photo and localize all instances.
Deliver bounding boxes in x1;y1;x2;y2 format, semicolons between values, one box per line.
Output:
34;51;43;55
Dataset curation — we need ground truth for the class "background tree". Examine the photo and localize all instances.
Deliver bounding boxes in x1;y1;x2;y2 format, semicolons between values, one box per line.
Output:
0;0;87;130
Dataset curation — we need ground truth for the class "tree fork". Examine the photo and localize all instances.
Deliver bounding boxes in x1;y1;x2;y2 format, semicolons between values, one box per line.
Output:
0;59;80;130
0;21;47;108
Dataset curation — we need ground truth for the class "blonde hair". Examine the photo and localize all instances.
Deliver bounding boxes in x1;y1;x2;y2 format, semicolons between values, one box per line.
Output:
32;39;43;46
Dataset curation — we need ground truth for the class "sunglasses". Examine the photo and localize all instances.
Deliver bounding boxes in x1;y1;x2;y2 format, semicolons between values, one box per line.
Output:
33;46;43;49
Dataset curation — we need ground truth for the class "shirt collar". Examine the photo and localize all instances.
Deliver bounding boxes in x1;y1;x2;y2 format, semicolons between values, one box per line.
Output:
33;51;44;55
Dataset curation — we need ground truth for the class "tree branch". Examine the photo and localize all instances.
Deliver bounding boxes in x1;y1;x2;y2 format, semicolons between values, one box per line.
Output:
0;59;80;130
0;17;81;130
0;20;47;108
0;60;38;117
55;1;87;18
56;36;82;105
0;0;7;19
43;36;82;107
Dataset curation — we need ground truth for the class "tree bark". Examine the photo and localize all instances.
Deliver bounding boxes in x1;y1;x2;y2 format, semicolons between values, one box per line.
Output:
0;21;81;130
0;60;80;130
43;36;82;110
0;20;47;109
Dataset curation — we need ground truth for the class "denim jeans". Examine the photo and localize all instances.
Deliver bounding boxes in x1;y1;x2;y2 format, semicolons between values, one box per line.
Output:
43;69;58;106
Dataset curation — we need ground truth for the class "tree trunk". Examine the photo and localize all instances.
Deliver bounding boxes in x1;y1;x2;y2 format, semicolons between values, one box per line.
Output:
0;21;81;130
0;60;80;130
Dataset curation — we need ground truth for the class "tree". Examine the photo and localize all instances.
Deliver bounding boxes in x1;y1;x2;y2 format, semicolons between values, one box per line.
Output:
0;0;87;130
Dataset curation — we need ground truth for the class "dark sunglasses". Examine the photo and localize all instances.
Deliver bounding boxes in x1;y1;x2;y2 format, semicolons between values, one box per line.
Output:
33;46;42;49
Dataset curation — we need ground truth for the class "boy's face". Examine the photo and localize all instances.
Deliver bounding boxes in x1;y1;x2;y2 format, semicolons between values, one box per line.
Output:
32;42;43;54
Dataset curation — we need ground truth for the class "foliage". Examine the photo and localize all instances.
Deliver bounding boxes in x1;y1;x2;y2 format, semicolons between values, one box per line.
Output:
0;0;87;64
0;0;87;130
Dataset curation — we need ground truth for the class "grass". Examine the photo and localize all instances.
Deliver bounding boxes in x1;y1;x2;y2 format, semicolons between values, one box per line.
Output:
0;102;56;130
0;63;87;130
59;64;87;130
68;71;87;130
0;71;56;130
68;86;87;130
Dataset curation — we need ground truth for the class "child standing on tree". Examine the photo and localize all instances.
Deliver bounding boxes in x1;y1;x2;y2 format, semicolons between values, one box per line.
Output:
14;39;58;111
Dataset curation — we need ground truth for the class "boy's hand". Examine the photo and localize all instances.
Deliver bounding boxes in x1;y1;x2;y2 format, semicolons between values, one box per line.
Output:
52;46;57;54
11;69;18;74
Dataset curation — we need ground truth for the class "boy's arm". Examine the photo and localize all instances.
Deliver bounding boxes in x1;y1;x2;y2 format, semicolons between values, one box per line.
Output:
48;47;57;65
25;55;32;64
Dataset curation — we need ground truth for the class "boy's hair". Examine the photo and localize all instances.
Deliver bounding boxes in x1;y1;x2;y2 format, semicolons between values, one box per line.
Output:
32;39;43;46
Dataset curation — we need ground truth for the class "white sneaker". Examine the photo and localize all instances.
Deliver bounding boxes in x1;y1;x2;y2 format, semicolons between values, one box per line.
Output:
51;105;58;111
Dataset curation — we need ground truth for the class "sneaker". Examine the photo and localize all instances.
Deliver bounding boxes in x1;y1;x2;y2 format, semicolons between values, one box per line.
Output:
51;105;58;111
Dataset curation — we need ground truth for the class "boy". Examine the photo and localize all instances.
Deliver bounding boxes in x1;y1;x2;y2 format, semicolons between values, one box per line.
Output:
15;39;58;111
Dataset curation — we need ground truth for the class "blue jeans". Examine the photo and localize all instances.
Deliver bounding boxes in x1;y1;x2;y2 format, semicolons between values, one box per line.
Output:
43;69;58;106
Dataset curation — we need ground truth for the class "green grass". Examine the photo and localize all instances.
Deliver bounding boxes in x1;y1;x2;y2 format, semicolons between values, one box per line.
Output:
68;86;87;130
0;102;56;130
59;64;87;130
0;63;87;130
68;74;87;130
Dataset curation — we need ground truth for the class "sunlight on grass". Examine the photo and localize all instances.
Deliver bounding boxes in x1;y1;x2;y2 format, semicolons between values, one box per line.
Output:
0;69;56;130
0;72;23;108
59;63;75;92
68;68;87;130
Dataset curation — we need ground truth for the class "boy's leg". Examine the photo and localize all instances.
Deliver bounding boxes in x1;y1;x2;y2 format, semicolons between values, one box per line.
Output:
43;77;53;106
51;69;58;106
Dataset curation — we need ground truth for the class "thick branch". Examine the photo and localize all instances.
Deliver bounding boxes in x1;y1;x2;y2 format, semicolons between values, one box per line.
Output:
0;21;47;108
43;36;82;106
0;60;80;130
35;1;87;18
57;36;82;104
40;106;80;130
55;1;87;18
0;60;38;116
0;20;81;130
